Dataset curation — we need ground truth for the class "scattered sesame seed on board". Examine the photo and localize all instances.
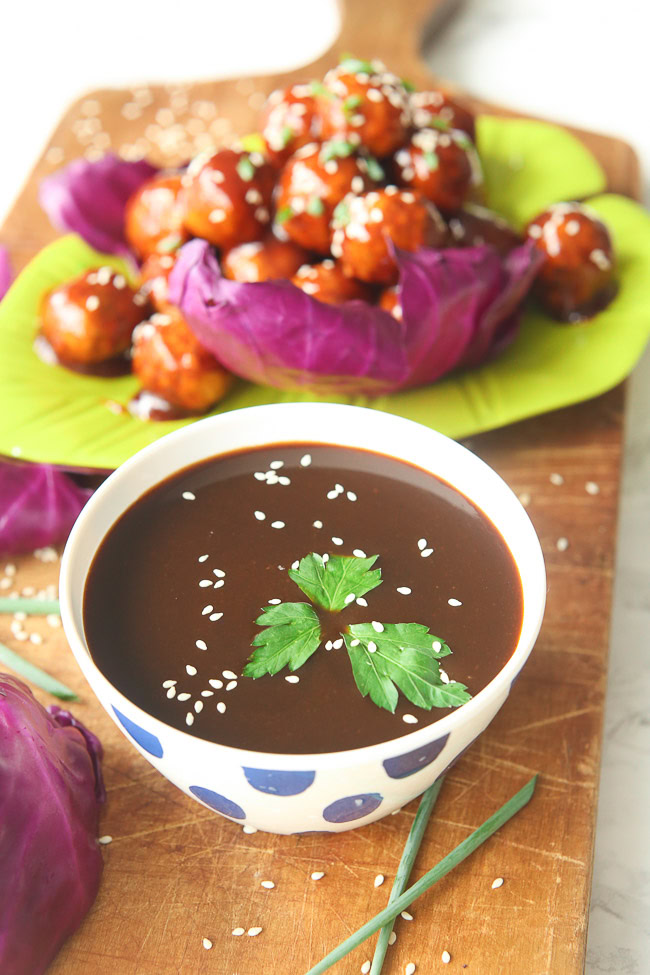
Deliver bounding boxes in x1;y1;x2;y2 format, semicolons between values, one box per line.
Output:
361;962;371;974
388;931;397;945
556;537;569;552
353;549;366;558
202;938;213;950
356;597;368;607
271;521;285;529
242;825;257;834
405;964;416;975
442;949;451;963
421;548;434;558
397;586;411;595
232;927;245;936
417;538;427;551
448;598;462;607
98;835;113;845
518;491;531;506
492;877;504;889
247;927;263;937
374;874;385;887
261;880;275;889
585;481;600;495
549;472;564;486
285;675;300;683
196;640;207;650
403;714;418;724
401;911;413;921
311;871;325;881
254;510;266;520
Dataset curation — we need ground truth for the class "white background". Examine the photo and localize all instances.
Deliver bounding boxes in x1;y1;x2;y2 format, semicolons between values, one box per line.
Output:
2;1;649;969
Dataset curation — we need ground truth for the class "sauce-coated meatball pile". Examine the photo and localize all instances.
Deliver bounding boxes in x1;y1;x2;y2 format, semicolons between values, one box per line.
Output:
38;56;616;418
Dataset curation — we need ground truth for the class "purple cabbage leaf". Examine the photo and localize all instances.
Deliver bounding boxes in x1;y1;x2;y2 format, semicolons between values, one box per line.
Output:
0;675;105;975
0;461;92;555
38;153;158;257
169;238;542;396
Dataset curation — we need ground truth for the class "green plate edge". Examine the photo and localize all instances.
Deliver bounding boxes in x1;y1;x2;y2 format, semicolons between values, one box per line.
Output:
2;118;648;471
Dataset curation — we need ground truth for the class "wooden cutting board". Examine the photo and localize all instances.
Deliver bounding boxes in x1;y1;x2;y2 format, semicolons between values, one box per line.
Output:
0;1;641;972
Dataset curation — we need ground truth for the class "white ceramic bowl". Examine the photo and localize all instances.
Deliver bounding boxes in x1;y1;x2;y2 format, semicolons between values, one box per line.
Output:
60;403;546;834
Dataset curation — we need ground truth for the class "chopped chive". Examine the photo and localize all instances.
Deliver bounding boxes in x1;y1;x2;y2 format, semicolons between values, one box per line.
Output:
304;775;538;975
370;777;445;974
364;155;385;183
275;205;294;225
428;116;451;132
401;77;416;93
343;94;363;116
423;150;439;171
0;598;60;616
310;80;335;101
332;199;351;226
236;156;255;181
0;640;78;700
306;196;325;217
279;124;294;148
320;140;356;164
339;55;375;75
156;233;183;254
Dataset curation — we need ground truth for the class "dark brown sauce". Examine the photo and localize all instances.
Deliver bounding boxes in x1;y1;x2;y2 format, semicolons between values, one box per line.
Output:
127;389;204;421
83;444;523;753
33;333;132;377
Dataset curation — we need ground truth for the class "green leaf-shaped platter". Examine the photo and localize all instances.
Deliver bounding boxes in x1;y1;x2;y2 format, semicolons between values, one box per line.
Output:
1;116;649;471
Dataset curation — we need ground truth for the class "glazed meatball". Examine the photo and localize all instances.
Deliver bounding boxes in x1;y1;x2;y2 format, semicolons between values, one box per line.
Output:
291;260;371;305
378;285;403;321
331;187;447;285
139;251;179;312
316;59;411;157
526;203;616;320
275;142;374;254
260;84;319;167
131;310;233;412
393;128;481;215
182;147;275;249
448;203;522;256
222;235;309;282
410;89;476;141
40;267;147;365
124;173;189;260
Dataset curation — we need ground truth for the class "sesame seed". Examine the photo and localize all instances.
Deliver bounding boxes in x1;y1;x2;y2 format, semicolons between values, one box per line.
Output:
186;713;194;726
405;965;416;975
4;564;16;576
254;510;266;520
586;481;600;495
208;208;226;223
313;520;323;529
198;555;209;564
417;538;427;550
374;874;384;887
209;679;223;689
442;950;451;963
270;460;284;470
98;835;113;845
556;537;569;552
332;638;343;649
325;640;333;651
345;593;356;604
271;521;285;529
421;548;434;558
186;664;198;675
327;490;338;500
300;454;312;467
232;927;245;936
217;702;226;714
29;633;43;645
85;295;100;311
492;877;504;889
194;700;203;713
550;472;564;486
242;825;257;834
196;640;207;650
213;568;225;578
261;880;275;889
518;491;531;506
397;586;412;595
209;612;223;621
346;491;357;501
356;597;368;607
222;670;237;679
371;621;384;633
247;927;263;937
368;641;377;653
268;598;281;605
182;491;196;501
565;219;580;236
254;472;266;480
214;579;225;589
388;931;397;945
291;560;300;570
401;911;413;921
361;963;371;974
432;640;442;651
322;554;330;563
278;476;291;485
177;692;191;701
353;549;367;558
201;690;214;697
331;536;344;546
448;598;462;607
285;675;300;683
162;679;176;688
226;680;238;691
311;871;325;880
403;714;418;724
202;938;213;950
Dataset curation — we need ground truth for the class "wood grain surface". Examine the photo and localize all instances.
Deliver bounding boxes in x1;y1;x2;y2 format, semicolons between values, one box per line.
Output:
0;0;640;971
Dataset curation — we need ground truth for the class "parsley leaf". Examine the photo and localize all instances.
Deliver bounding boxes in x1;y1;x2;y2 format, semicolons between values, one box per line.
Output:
289;552;382;612
243;602;320;678
344;622;470;713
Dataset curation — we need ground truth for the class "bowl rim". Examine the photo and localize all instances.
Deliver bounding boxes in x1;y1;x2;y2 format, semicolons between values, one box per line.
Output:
60;402;546;770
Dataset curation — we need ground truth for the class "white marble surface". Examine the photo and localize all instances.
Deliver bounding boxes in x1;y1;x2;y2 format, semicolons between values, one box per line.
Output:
1;0;648;969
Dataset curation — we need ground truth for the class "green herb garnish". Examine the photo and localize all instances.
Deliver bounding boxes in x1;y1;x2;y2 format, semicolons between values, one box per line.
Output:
275;205;294;225
243;603;320;678
306;196;325;217
338;54;376;75
157;233;183;254
401;77;416;93
342;94;363;116
279;124;294;148
245;553;470;715
428;116;451;131
236;155;255;181
319;139;356;164
309;80;335;100
423;149;439;171
0;640;78;701
305;775;539;975
364;154;385;182
289;552;381;610
332;198;351;226
0;597;60;616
